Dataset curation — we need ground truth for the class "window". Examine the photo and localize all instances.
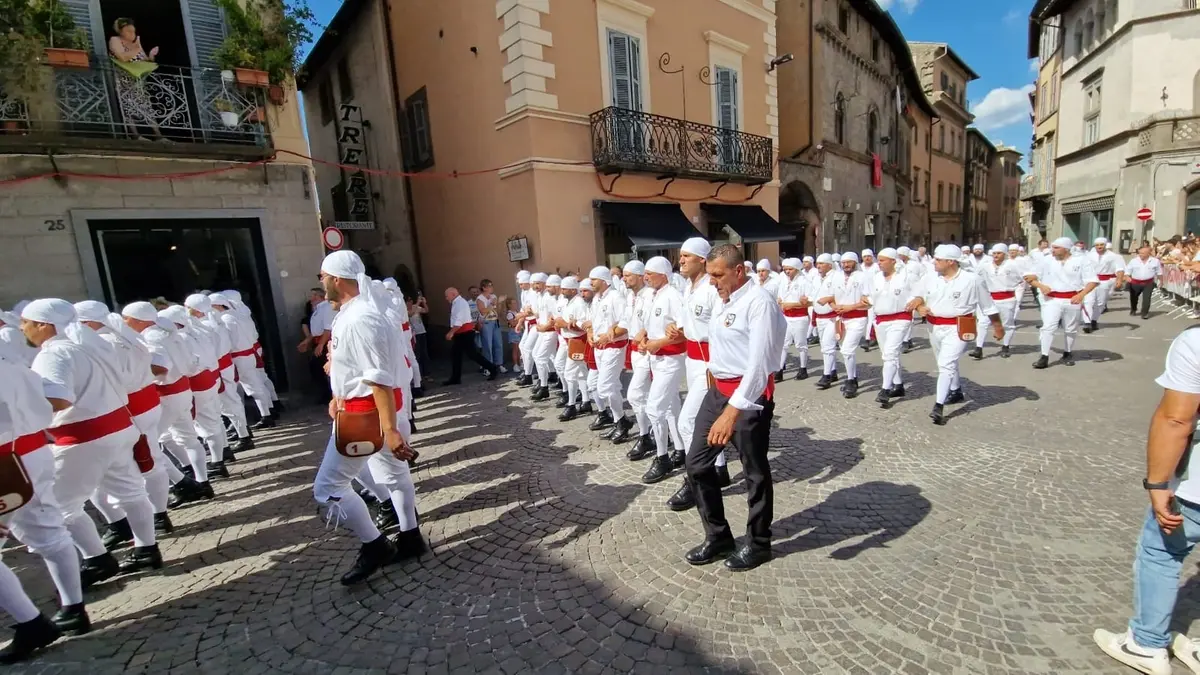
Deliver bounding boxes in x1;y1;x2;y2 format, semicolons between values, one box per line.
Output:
714;66;740;165
1073;19;1084;56
607;30;643;111
937;182;944;211
1083;76;1102;146
871;37;880;61
403;87;434;171
1096;5;1106;36
939;125;945;151
834;92;846;145
913;167;921;202
1051;73;1058;113
337;58;354;102
867;109;878;154
1040;83;1048;119
1186;186;1200;236
1084;8;1095;45
838;5;850;33
925;131;930;150
318;78;335;126
940;72;949;91
1107;0;1118;32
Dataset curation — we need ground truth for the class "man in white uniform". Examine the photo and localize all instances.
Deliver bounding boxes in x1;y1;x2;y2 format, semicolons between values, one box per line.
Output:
896;247;923;353
514;270;537;386
586;268;629;434
612;261;652;446
162;305;230;479
638;257;687;484
225;292;276;430
802;256;820;345
909;246;1004;425
811;254;840;387
207;293;254;452
530;273;559;401
184;294;242;464
756;260;780;297
20;299;161;587
0;310;36;366
1024;237;1100;369
552;277;573;407
868;249;915;407
1124;245;1163;319
969;244;1024;360
578;279;599;416
1084;237;1126;333
817;252;870;399
776;258;812;381
557;277;590;422
860;249;879;351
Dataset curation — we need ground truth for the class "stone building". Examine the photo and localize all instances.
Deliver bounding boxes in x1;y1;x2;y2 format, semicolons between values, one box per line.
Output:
1022;13;1063;245
904;90;933;247
777;0;935;254
964;128;995;245
988;145;1025;243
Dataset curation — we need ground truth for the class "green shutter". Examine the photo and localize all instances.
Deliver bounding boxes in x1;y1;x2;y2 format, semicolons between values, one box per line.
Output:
187;0;227;69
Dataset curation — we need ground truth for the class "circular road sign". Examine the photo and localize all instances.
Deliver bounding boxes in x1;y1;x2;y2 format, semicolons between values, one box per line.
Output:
322;227;344;250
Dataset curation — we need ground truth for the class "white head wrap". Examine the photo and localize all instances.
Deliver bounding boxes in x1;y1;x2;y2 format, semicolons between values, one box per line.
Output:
561;276;580;290
74;301;142;352
1052;236;1073;249
0;310;17;327
23;298;123;379
782;258;801;270
1018;246;1026;252
841;252;859;264
816;253;833;264
756;258;771;272
208;292;232;309
802;255;814;264
1094;237;1109;245
990;243;1008;254
155;309;181;333
530;272;548;283
516;270;531;283
223;290;242;303
122;301;159;323
831;253;842;263
744;261;754;270
579;279;594;291
588;266;612;284
896;246;912;257
622;260;645;275
680;238;711;259
184;293;212;314
877;248;898;260
861;249;875;259
321;250;385;315
1008;244;1020;251
645;257;673;276
73;300;110;323
972;244;984;252
934;244;962;261
546;274;562;287
961;246;971;253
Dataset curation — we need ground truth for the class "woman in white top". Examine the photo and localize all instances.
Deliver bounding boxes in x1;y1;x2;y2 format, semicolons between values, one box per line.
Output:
476;279;505;372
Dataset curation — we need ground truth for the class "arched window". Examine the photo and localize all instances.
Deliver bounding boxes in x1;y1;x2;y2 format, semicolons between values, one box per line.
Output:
1107;0;1118;31
1073;19;1084;55
867;108;878;154
1084;8;1095;45
1096;4;1106;36
835;93;846;145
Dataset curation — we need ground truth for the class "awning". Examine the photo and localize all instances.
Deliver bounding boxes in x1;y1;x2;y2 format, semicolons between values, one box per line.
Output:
597;201;703;250
1061;194;1115;215
701;203;796;243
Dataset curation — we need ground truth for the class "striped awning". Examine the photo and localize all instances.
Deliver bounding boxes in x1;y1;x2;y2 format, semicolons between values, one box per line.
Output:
1061;194;1115;215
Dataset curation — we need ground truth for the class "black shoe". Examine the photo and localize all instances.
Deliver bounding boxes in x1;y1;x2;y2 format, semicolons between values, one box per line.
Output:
641;455;673;484
715;465;731;488
815;374;833;390
666;479;695;511
588;411;614;431
806;336;819;346
119;544;164;574
1082;323;1093;334
358;489;379;506
168;477;213;509
412;386;425;398
945;388;965;405
101;518;134;552
626;435;656;461
795;367;808;381
79;552;120;590
890;384;905;398
829;372;839;384
670;448;685;469
1000;346;1011;359
609;423;634;445
875;388;891;405
773;370;784;383
902;340;914;353
1061;351;1076;366
340;534;396;585
250;415;275;430
0;614;61;664
841;378;859;399
1142;314;1150;320
180;465;195;480
390;527;427;563
50;603;89;636
374;500;398;530
577;401;594;415
600;425;620;440
486;368;498;381
724;543;771;571
441;379;462;386
557;404;579;422
222;447;238;464
230;437;254;453
685;537;736;565
555;393;569;409
154;512;174;536
548;372;559;386
516;374;532;387
968;347;983;360
208;461;230;479
1091;320;1099;332
1033;355;1049;370
862;340;872;353
929;403;946;426
531;386;550;402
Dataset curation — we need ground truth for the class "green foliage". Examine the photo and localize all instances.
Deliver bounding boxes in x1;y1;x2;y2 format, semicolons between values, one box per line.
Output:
0;0;88;97
213;0;314;85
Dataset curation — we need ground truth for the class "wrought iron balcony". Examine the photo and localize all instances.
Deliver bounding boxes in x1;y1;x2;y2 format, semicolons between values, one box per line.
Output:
0;61;272;159
590;106;773;185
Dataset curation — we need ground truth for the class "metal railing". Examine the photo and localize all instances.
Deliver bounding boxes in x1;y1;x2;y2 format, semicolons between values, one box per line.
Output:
589;106;773;184
0;61;271;150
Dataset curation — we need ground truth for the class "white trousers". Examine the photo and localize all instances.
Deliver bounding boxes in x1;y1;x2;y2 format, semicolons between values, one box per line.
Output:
928;325;967;404
564;354;590;405
1085;279;1116;319
1039;297;1083;356
0;561;39;623
626;352;652;434
815;316;839;375
534;332;559;386
1014;283;1027;308
519;324;538;376
595;346;625;418
976;299;1016;349
839;317;867;379
233;355;273;417
876;319;910;389
1;446;81;606
554;336;569;377
219;365;250;438
159;391;208;483
779;316;811;371
646;354;684;455
192;385;227;463
95;407;170;518
53;425;155;558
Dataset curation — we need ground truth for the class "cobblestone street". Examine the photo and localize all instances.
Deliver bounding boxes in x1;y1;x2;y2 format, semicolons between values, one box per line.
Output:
5;299;1196;674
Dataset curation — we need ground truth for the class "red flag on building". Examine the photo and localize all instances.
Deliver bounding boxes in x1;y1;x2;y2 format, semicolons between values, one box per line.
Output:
871;153;882;188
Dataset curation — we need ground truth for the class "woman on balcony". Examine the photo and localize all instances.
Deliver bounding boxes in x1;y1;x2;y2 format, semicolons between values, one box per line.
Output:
108;18;164;141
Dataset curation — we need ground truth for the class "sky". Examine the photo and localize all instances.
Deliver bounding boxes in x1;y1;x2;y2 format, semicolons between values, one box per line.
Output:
301;0;1037;160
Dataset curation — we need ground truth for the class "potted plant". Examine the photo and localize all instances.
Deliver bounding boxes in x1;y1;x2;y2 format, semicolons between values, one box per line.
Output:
213;0;314;89
32;0;89;68
213;98;239;129
267;84;285;105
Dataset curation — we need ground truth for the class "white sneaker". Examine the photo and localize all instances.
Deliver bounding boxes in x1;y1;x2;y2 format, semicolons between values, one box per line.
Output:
1093;628;1171;675
499;366;508;374
1173;633;1200;674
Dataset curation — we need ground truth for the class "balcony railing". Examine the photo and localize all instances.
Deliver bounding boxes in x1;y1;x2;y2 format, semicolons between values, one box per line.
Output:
1130;111;1200;160
0;61;271;158
590;106;773;185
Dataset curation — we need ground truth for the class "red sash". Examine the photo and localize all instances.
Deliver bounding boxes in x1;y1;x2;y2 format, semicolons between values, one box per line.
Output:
217;353;233;370
453;324;475;335
713;376;775;401
231;347;256;358
253;342;264;368
875;312;912;324
126;383;161;417
1047;290;1079;299
990;290;1016;300
596;339;629;351
585;343;597;370
7;431;48;456
654;342;686;356
401;322;411;332
927;315;970;326
1129;278;1153;285
783;308;808;318
47;408;133;445
839;309;868;320
157;377;190;397
685;339;709;362
343;388;403;413
1097;274;1116;281
188;369;220;392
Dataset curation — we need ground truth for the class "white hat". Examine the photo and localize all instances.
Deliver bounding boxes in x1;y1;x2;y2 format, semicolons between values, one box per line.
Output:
1094;237;1109;245
756;258;771;271
782;258;801;270
680;237;711;259
990;243;1008;254
841;251;859;264
530;272;548;283
623;260;646;275
896;246;912;256
184;293;212;313
877;248;898;260
934;244;962;261
73;300;110;322
516;270;531;283
546;274;562;287
580;278;593;291
743;261;754;269
588;266;612;284
122;301;159;322
321;250;365;280
160;304;190;328
861;249;874;258
831;253;842;263
802;255;814;263
1051;237;1073;249
209;292;231;308
1018;245;1026;252
21;298;74;330
816;253;833;264
972;244;984;252
561;276;579;290
1008;243;1020;251
645;256;673;276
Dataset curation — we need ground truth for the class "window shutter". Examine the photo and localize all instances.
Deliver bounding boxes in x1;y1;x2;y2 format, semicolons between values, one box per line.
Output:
58;0;94;51
716;68;738;130
187;0;228;69
628;36;642;111
607;30;642;111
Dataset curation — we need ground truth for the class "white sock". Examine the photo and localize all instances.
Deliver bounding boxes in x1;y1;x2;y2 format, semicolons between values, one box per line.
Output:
66;513;107;559
146;468;170;513
90;496;124;524
1065;334;1076;352
187;445;209;482
164;459;184;484
714;450;727;468
38;539;83;605
636;411;650;436
0;563;39;623
844;352;857;379
121;496;157;547
326;492;380;543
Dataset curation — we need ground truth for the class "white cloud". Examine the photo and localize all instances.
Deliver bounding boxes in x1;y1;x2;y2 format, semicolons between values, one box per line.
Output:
1029;59;1039;73
970;84;1036;132
876;0;920;13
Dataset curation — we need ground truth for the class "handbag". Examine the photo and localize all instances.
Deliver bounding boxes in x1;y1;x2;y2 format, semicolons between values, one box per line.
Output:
835;318;845;341
333;407;384;458
567;337;587;361
956;314;978;342
0;440;34;516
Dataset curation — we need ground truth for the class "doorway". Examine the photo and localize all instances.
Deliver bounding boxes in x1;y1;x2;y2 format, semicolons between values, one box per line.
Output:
86;217;287;390
98;0;192;69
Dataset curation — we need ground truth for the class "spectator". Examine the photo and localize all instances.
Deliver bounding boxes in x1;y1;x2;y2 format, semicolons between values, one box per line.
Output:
503;295;520;371
408;291;431;383
476;279;504;373
297;287;333;403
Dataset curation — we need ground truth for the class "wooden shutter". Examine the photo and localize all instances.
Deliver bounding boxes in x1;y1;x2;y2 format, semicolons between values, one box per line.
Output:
58;0;94;51
716;67;738;130
187;0;228;69
607;30;642;111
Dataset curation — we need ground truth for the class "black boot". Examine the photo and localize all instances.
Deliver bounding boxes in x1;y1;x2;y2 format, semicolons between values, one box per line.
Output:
945;388;965;405
1061;351;1076;366
773;370;784;383
0;614;61;664
890;384;905;398
358;489;379;506
902;340;914;353
207;461;230;479
795;367;808;381
555;393;569;408
588;410;614;431
609;416;635;444
516;373;532;387
577;401;594;415
530;385;548;401
929;404;946;426
250;415;275;430
557;404;579;422
101;518;134;551
548;372;559;386
875;388;892;405
670;447;686;468
340;535;396;585
666;479;695;511
715;464;732;488
154;512;174;536
390;527;427;563
119;544;164;574
79;552;120;589
222;447;237;464
968;346;983;360
374;500;398;530
641;455;673;484
626;435;656;461
50;603;89;636
230;437;254;453
1032;355;1049;369
1000;345;1011;359
841;378;859;399
815;374;833;390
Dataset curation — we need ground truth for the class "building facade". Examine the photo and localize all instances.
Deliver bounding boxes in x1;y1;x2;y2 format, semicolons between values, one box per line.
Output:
988;146;1024;242
0;0;320;388
964;128;995;245
1034;0;1200;250
904;92;933;247
1022;13;1063;246
777;0;934;254
910;42;978;244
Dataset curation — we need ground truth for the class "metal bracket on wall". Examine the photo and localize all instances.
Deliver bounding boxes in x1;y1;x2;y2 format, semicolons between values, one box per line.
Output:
46;151;65;187
656;176;676;197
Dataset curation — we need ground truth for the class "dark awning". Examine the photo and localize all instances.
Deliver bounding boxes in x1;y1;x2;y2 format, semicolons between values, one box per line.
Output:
597;201;703;250
701;203;796;243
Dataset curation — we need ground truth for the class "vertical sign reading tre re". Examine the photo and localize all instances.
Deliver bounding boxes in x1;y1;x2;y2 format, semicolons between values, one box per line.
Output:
336;103;375;228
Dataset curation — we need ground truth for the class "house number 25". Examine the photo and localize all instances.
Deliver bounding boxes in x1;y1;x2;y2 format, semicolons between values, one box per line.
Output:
45;219;66;231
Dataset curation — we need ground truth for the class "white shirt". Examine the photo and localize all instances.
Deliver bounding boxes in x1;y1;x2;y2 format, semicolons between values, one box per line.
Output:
224;308;256;352
868;269;915;316
519;288;538;317
977;259;1026;294
536;291;558;328
329;295;400;401
139;325;186;386
1126;256;1163;281
1031;255;1100;293
202;314;232;359
899;258;926;282
680;275;720;344
645;284;684;342
0;360;54;444
918;269;998;319
309;300;335;336
822;269;870;307
476;294;499;322
99;328;155;393
777;272;815;308
812;270;836;317
708;281;786;411
1156;328;1200;503
31;335;129;427
0;325;36;367
449;295;475;330
182;320;220;372
561;295;589;339
618;285;654;338
1087;249;1126;277
590;286;626;337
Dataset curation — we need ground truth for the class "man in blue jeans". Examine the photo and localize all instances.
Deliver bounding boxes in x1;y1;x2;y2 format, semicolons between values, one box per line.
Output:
1095;326;1200;674
476;280;504;373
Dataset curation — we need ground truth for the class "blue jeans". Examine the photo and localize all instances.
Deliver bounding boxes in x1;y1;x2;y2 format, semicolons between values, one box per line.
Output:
479;320;503;367
1130;499;1200;648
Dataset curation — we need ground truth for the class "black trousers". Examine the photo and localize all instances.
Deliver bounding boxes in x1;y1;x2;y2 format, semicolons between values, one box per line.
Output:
1129;282;1154;317
308;353;331;403
685;388;774;549
450;331;493;382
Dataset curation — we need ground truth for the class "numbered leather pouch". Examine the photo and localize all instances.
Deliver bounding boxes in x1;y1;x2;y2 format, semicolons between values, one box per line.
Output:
568;337;587;361
334;409;384;458
0;446;34;516
835;319;846;341
956;314;978;342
